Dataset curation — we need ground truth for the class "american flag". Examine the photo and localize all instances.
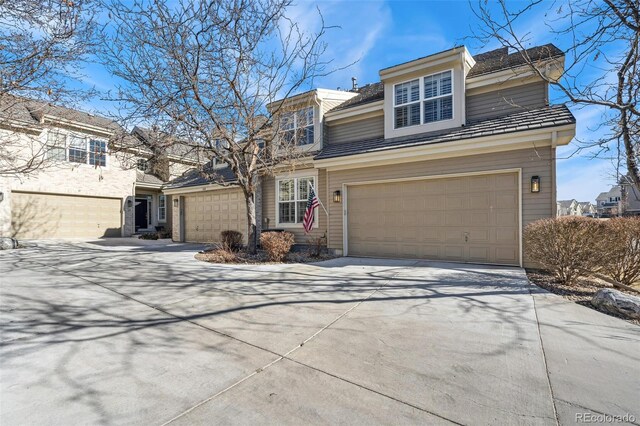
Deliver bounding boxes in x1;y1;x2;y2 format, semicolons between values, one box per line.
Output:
303;186;319;233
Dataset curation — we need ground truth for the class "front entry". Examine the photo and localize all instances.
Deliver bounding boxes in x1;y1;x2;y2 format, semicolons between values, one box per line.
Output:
135;197;150;231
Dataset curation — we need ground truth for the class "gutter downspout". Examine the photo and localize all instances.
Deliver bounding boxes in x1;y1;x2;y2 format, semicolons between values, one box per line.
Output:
551;131;558;217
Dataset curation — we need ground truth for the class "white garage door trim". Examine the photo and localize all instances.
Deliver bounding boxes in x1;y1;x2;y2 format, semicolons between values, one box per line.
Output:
342;168;523;266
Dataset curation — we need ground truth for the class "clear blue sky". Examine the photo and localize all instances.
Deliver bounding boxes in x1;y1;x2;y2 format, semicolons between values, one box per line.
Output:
80;0;620;203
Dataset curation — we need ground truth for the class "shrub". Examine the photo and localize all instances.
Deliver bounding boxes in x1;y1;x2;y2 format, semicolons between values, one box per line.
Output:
524;217;607;285
221;230;244;252
260;231;295;262
200;247;238;263
600;217;640;285
139;232;159;240
307;234;327;258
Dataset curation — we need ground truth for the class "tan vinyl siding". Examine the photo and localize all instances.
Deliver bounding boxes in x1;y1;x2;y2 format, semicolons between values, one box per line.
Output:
321;99;349;114
326;115;384;145
261;169;328;243
326;147;554;264
466;81;547;122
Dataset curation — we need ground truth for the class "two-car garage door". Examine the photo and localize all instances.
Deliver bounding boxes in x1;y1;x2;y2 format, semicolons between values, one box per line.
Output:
346;172;520;266
11;192;122;239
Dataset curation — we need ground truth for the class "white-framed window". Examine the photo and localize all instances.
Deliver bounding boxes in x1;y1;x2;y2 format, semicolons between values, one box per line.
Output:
89;139;107;166
281;107;314;146
46;131;67;161
63;134;108;167
158;195;166;222
137;159;149;172
68;135;88;163
277;175;315;225
394;70;453;129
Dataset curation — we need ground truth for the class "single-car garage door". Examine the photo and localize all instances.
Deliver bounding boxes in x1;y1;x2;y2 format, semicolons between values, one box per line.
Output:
12;192;122;239
184;188;247;243
347;172;520;265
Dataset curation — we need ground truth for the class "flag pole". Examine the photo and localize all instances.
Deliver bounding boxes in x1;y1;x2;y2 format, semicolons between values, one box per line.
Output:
309;182;329;217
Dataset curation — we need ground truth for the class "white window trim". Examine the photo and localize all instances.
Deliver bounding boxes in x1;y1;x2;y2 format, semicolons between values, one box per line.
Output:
45;131;68;162
275;170;319;228
158;194;167;222
393;68;454;129
281;106;315;146
45;129;109;168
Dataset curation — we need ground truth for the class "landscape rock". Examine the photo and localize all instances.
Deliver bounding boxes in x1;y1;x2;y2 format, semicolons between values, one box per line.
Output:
591;288;640;320
0;237;19;250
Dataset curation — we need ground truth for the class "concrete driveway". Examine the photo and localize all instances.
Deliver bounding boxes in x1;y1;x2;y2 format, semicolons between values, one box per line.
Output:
1;240;638;425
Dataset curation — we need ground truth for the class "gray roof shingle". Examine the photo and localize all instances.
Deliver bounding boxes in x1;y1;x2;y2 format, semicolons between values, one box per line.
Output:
315;105;575;160
136;171;166;186
330;44;564;113
26;100;120;131
166;165;238;189
467;44;563;78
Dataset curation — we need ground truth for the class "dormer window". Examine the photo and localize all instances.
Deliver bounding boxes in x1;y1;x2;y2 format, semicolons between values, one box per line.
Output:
394;70;453;129
282;107;314;146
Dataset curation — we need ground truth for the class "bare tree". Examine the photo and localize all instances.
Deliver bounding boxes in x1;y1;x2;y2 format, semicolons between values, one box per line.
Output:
0;0;98;176
472;0;639;190
100;0;334;252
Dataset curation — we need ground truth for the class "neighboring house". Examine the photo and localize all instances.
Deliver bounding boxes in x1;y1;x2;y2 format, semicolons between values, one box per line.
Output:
596;187;622;217
620;175;640;216
557;199;581;216
556;199;595;216
165;43;576;267
578;201;597;216
0;100;196;239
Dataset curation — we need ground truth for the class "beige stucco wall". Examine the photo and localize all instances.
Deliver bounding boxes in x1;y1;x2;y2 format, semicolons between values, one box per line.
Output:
325;146;555;264
0;127;137;238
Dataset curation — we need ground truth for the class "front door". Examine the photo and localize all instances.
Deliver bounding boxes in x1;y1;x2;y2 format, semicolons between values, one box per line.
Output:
135;197;149;231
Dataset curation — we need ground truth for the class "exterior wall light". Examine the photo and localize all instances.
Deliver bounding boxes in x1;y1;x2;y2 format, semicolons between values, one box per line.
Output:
173;198;179;207
333;190;342;203
127;198;132;208
0;191;3;203
531;176;540;193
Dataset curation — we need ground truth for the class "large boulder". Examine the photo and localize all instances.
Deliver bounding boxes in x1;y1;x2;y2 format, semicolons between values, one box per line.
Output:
592;288;640;320
0;237;18;250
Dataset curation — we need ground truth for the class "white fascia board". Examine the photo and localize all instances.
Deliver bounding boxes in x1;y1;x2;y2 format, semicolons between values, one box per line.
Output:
324;100;384;123
466;57;564;90
316;88;358;101
162;182;238;195
314;124;575;171
380;47;471;80
42;115;114;136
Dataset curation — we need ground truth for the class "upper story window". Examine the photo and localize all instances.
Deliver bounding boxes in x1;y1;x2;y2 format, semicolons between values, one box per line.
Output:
46;132;67;161
137;159;149;172
89;139;107;167
45;130;108;167
281;107;314;146
394;70;453;129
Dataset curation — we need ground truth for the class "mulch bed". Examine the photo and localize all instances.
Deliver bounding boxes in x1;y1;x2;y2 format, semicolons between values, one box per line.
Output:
526;269;640;326
195;247;337;264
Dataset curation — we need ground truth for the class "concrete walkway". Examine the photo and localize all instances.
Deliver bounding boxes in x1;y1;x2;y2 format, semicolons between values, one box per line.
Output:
0;240;638;425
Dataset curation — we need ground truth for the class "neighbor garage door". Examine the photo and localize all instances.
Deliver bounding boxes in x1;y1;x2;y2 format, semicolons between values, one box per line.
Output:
183;188;247;243
347;172;520;265
12;192;122;239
